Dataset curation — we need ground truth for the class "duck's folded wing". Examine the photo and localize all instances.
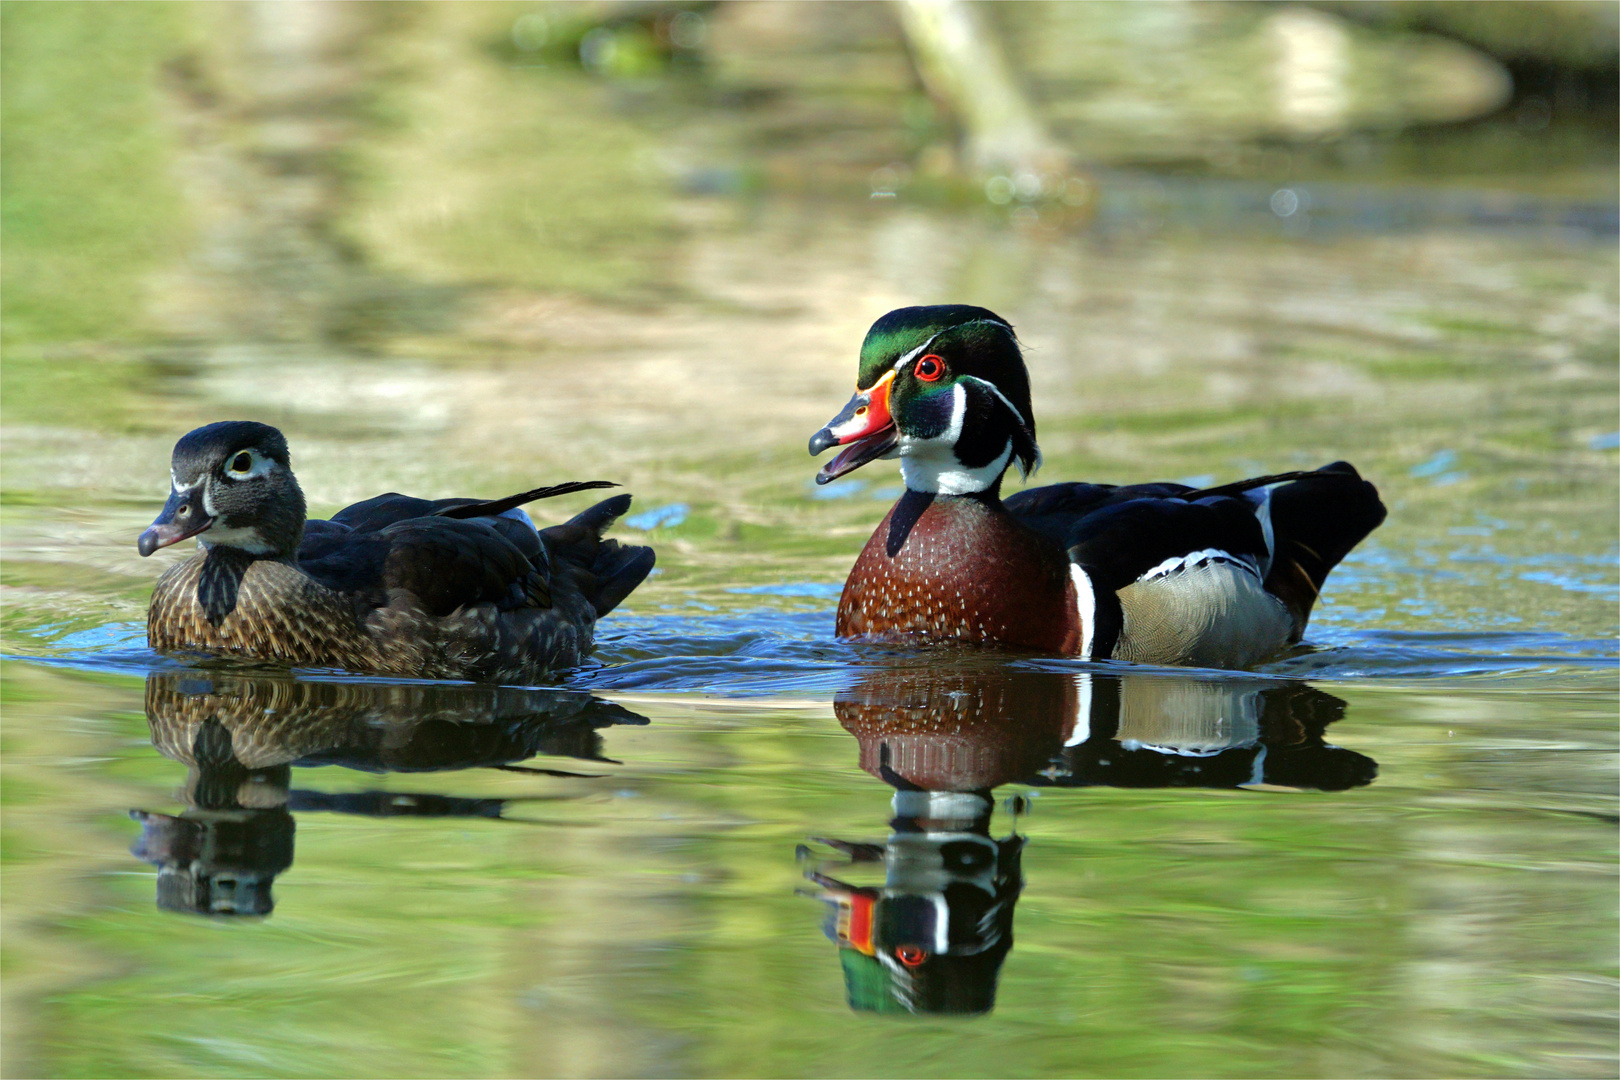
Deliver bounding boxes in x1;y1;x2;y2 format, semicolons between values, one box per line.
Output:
1054;496;1270;591
331;482;616;534
1007;481;1198;554
378;518;551;615
300;518;551;616
1252;462;1385;629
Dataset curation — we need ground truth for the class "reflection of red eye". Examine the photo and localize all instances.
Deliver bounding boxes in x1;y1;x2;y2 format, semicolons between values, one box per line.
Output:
896;945;929;967
914;355;944;381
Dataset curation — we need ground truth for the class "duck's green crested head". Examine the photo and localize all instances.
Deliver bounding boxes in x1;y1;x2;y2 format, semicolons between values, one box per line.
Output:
811;305;1039;495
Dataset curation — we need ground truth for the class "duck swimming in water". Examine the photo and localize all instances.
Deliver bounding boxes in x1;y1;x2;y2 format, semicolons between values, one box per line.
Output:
809;305;1386;669
140;421;654;682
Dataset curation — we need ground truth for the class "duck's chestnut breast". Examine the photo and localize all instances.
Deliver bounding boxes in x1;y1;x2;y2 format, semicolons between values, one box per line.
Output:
836;492;1081;653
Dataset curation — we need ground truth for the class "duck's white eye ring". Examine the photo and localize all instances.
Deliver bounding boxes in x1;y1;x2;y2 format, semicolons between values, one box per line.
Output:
225;450;268;479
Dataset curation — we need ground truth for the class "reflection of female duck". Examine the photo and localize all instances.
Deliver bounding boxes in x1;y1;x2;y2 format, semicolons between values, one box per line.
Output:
144;672;646;774
131;672;647;916
806;665;1375;1015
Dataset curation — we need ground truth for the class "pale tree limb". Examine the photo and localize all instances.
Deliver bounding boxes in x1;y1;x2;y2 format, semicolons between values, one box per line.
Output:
895;0;1072;180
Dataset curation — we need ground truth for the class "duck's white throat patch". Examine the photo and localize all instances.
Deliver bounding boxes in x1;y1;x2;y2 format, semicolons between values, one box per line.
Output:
200;524;276;555
898;383;1012;495
900;443;1012;495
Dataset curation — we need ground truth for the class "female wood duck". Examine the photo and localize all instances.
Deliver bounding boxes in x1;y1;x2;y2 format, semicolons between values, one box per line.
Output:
809;305;1386;669
139;421;654;683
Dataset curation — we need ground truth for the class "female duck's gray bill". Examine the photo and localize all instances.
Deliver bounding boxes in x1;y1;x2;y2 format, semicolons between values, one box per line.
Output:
138;487;213;556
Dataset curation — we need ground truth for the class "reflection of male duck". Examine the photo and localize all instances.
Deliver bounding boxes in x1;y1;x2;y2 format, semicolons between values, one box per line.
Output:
131;672;647;917
1040;673;1377;792
808;788;1021;1016
806;665;1375;1015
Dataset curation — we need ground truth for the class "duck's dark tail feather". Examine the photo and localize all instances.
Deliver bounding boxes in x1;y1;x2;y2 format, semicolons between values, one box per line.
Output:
436;480;619;520
541;495;656;618
1262;461;1386;636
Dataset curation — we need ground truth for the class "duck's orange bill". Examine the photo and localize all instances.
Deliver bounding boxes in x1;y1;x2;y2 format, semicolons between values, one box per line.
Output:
808;370;898;485
837;892;877;955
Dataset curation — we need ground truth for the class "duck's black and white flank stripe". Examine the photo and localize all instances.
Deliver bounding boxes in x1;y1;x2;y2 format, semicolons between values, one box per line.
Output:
1010;463;1385;668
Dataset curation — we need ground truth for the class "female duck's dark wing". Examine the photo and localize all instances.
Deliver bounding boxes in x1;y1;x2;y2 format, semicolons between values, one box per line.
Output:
298;517;550;617
329;481;617;534
297;489;654;622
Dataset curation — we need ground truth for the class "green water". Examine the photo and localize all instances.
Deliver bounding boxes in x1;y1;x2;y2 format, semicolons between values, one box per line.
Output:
2;3;1616;1077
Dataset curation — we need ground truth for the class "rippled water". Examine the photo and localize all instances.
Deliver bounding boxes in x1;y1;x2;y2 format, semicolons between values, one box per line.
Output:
6;212;1615;1075
4;4;1618;1077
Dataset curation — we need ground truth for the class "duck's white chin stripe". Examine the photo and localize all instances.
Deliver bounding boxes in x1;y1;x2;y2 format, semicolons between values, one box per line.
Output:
900;444;1011;495
200;525;277;555
897;383;1013;494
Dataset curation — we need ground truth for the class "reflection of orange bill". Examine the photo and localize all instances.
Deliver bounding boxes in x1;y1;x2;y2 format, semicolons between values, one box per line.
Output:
834;892;876;956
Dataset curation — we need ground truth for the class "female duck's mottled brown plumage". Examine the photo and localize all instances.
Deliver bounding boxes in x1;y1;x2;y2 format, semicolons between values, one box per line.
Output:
140;421;654;683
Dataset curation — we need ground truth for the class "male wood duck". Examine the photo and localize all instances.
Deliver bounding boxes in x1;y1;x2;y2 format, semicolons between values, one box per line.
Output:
139;421;655;682
809;305;1387;669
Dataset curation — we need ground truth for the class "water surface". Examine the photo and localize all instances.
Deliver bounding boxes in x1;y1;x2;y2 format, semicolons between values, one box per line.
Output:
3;4;1616;1077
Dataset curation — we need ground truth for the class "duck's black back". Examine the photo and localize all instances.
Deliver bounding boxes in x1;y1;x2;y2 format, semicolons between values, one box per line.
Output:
297;491;653;623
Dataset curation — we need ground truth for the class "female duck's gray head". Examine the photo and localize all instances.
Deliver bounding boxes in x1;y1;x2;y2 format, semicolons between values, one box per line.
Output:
139;421;307;559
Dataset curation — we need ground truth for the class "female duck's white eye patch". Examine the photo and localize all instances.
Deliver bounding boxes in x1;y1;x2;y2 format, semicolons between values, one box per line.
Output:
223;448;272;479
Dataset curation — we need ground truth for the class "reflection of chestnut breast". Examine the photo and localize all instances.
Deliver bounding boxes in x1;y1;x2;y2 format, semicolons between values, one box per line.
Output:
834;671;1075;791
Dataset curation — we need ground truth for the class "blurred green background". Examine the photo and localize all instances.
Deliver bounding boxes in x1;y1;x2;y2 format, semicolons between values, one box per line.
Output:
2;3;1616;1077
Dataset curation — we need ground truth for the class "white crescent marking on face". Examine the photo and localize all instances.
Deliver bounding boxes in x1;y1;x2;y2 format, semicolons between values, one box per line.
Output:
891;331;944;373
958;374;1029;431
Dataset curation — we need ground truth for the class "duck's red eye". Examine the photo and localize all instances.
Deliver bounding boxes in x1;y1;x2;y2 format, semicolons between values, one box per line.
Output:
914;355;944;382
896;945;929;967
